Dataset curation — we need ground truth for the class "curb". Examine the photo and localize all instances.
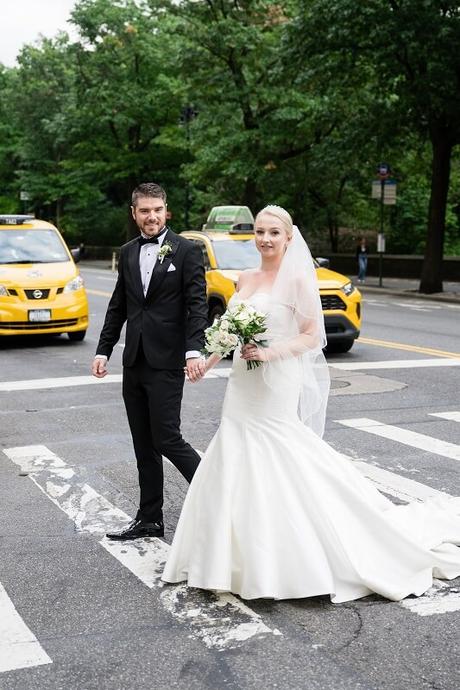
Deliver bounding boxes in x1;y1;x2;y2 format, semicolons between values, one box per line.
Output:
80;262;460;305
358;285;460;304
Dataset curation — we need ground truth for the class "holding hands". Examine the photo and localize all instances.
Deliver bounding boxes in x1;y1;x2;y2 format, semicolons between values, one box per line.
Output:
185;356;206;383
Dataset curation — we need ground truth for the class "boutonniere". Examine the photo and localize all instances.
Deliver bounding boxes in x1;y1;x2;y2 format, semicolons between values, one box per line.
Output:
158;241;173;264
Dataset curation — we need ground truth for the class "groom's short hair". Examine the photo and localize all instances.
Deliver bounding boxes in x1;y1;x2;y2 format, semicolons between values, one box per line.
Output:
132;182;167;206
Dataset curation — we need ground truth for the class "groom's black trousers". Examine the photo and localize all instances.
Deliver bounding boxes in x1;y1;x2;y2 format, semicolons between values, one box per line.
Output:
122;341;200;523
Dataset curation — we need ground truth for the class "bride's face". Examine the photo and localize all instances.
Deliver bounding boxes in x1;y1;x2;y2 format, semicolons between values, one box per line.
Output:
254;214;290;259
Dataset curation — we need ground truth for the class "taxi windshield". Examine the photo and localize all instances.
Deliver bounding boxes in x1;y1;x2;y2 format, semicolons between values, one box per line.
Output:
211;239;260;270
0;229;69;264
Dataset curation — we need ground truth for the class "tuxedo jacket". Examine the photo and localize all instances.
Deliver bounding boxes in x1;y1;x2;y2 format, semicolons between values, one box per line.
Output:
96;229;208;369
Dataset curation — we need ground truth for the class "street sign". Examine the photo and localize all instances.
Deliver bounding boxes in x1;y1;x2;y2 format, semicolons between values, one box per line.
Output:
371;180;397;205
20;191;30;201
377;233;386;253
377;163;390;179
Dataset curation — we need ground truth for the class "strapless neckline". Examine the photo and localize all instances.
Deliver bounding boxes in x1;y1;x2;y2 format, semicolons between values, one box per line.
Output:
235;291;270;300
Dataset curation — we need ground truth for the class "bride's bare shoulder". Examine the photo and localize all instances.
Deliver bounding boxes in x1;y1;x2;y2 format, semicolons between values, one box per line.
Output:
237;269;259;292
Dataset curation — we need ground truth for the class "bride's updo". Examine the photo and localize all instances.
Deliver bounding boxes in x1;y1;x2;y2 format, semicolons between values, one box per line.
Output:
256;205;293;239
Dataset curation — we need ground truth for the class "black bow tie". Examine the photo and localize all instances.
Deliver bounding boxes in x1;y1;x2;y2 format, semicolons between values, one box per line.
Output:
138;227;168;246
139;235;159;246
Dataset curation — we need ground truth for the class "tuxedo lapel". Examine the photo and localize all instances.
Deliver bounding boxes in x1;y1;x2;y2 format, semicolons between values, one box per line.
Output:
145;230;180;300
128;240;144;302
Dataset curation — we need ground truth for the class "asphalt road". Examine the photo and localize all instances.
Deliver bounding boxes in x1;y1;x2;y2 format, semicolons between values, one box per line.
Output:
1;265;460;690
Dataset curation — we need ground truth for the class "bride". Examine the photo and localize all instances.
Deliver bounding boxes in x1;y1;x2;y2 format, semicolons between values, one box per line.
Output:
162;205;460;602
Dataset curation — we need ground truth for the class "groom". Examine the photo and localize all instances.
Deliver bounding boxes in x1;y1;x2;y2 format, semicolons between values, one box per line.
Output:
92;182;208;540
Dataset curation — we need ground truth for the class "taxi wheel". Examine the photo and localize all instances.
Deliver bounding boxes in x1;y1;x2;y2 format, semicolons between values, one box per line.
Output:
326;339;354;353
68;330;87;342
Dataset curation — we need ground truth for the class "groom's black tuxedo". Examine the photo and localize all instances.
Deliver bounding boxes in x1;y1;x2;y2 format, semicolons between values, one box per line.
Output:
96;228;208;523
96;229;207;368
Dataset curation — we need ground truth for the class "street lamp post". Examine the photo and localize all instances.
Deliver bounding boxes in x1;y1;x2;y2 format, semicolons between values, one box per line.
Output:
376;163;390;288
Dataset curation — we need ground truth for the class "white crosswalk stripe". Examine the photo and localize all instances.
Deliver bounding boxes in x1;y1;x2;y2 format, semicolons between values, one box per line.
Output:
331;358;460;371
0;369;233;392
2;412;460;670
336;411;460;616
336;417;460;462
0;582;52;673
430;411;460;423
2;445;276;653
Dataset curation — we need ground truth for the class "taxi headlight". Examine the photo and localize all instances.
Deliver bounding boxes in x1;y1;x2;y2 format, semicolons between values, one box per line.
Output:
0;284;8;296
64;275;84;293
341;281;355;296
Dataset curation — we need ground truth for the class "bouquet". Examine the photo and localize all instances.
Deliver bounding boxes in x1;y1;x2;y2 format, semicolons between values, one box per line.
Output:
203;302;268;370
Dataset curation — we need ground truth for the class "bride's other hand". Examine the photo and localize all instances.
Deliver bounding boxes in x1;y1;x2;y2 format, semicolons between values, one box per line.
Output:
241;343;269;362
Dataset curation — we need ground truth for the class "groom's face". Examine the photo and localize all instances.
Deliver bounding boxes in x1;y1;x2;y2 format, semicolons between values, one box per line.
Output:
132;196;167;237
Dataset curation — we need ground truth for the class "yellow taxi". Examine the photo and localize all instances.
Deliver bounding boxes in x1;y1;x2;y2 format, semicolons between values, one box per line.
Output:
0;214;89;340
182;206;361;353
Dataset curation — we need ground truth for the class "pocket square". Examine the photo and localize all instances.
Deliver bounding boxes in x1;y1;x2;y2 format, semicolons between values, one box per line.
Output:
167;263;176;272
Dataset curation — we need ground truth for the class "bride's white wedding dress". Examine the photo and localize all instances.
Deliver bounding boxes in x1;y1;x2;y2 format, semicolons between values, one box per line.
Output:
162;292;460;602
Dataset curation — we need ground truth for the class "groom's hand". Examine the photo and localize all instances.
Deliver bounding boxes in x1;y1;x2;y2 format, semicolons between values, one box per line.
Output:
92;357;108;378
185;357;205;383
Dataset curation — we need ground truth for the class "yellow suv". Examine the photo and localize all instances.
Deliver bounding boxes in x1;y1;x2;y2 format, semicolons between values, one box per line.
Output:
182;206;361;353
0;215;89;340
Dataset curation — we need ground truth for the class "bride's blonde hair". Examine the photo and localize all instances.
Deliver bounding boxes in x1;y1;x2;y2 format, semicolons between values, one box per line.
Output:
256;205;294;239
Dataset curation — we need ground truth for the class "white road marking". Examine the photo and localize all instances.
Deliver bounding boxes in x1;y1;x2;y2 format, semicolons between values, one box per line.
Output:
430;411;460;424
347;455;459;616
363;298;446;312
331;358;460;371
205;367;232;379
400;580;460;616
3;442;460;621
0;370;233;392
0;582;52;673
336;417;460;461
394;303;432;312
2;446;274;650
0;375;123;392
350;459;451;503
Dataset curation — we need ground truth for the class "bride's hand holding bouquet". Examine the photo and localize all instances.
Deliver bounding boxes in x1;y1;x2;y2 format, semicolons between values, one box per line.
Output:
203;302;268;371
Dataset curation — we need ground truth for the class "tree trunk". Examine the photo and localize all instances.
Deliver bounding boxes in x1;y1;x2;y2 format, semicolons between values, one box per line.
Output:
243;176;257;211
419;131;452;294
327;210;339;252
55;198;63;230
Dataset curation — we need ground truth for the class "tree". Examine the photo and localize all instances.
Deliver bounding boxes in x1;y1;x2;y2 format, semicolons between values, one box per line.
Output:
292;0;460;292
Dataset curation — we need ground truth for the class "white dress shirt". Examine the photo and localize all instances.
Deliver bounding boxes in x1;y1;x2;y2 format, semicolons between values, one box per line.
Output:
96;228;202;361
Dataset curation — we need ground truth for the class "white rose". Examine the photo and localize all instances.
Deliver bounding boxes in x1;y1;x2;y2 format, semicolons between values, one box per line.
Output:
227;333;239;348
231;304;254;327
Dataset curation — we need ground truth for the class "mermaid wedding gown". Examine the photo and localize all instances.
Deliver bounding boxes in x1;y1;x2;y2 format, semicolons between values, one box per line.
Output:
162;293;460;602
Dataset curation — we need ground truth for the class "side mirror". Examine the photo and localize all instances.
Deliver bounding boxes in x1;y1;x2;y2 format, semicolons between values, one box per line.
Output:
71;247;81;263
316;256;330;269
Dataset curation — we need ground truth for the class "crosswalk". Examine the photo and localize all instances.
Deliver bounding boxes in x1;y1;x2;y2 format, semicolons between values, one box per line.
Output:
364;297;460;312
1;409;460;675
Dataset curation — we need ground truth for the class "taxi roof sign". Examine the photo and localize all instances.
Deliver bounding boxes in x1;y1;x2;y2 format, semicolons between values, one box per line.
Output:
203;206;254;233
0;214;35;225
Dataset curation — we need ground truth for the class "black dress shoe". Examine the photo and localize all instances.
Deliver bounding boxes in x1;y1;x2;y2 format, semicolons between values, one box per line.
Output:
106;519;164;540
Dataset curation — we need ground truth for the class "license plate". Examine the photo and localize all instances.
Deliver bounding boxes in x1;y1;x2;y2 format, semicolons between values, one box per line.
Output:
29;309;51;322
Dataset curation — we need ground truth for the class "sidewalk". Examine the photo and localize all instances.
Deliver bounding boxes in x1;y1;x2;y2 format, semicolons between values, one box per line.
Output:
80;260;460;304
355;276;460;303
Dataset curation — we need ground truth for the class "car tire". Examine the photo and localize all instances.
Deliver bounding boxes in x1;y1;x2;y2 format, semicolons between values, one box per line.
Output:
326;339;355;353
68;330;87;342
208;303;225;325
